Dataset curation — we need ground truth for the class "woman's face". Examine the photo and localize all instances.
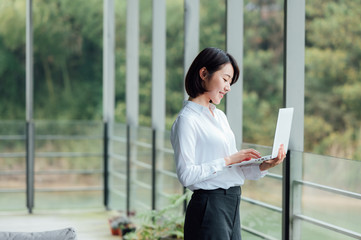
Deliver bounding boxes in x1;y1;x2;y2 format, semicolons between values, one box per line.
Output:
202;63;233;105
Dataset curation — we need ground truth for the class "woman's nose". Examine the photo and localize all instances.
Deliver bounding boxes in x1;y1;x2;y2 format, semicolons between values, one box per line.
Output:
225;83;231;92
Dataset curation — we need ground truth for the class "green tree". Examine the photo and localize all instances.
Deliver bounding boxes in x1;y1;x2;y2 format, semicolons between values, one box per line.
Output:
0;0;26;120
242;0;284;146
305;0;361;159
1;0;360;159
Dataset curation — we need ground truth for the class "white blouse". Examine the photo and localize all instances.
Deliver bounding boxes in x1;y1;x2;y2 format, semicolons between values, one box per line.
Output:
171;101;267;191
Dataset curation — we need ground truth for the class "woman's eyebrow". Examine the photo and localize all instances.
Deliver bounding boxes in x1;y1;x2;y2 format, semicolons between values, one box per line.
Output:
223;74;233;79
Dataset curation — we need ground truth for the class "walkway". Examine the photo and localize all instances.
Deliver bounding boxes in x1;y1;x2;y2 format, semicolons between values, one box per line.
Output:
0;210;120;240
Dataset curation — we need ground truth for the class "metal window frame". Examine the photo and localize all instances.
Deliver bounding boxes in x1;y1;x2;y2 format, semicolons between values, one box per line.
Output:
26;0;34;214
283;0;305;239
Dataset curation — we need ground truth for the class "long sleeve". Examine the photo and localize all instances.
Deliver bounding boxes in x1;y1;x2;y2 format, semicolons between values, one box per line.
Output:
171;101;266;191
171;115;225;187
240;164;268;180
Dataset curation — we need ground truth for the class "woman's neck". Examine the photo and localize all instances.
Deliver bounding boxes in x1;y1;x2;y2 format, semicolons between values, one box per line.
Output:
188;95;210;108
188;96;214;117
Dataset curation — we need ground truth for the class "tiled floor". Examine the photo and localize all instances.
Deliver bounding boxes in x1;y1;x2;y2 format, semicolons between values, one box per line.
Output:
0;210;121;240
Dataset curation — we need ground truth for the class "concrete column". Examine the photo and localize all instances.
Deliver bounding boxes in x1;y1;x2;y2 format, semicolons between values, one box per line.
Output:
151;0;166;131
183;0;199;99
284;0;305;153
26;0;33;123
103;0;115;126
102;0;115;210
151;0;166;210
126;0;139;125
226;0;244;148
283;0;305;239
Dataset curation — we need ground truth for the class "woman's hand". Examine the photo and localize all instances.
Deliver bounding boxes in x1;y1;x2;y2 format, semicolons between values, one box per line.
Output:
259;144;286;171
224;149;261;166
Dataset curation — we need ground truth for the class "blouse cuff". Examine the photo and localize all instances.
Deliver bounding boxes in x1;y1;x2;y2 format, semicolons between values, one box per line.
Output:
242;163;268;180
209;158;226;176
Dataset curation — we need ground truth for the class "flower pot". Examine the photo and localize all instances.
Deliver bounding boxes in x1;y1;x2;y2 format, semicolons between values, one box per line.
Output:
109;219;120;235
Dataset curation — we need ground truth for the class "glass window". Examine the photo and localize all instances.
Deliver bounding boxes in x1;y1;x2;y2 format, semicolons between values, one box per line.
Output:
166;0;184;130
33;0;103;120
0;0;26;120
200;0;227;112
115;0;127;124
0;0;27;211
32;0;103;210
305;0;361;159
243;0;284;146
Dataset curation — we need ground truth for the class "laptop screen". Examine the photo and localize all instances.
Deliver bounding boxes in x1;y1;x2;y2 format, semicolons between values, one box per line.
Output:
271;108;294;158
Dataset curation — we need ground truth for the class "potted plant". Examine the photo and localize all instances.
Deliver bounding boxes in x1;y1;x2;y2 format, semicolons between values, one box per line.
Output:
123;191;191;240
108;216;121;236
119;218;136;238
109;214;135;237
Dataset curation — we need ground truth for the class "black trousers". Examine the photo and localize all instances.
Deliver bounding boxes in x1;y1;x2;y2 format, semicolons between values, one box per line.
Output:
184;186;242;240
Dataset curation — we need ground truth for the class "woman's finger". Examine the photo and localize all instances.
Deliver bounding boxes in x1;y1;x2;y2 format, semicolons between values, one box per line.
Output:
250;149;261;158
241;149;261;159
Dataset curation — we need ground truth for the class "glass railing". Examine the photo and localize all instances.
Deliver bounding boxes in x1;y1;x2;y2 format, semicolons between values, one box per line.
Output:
129;125;154;212
293;151;361;240
1;122;360;239
241;143;283;240
33;121;104;210
0;121;27;211
108;123;128;211
239;144;361;240
107;125;184;216
155;129;184;213
0;120;104;211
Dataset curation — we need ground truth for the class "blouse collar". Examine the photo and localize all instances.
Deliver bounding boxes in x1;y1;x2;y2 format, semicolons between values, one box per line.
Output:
184;100;216;115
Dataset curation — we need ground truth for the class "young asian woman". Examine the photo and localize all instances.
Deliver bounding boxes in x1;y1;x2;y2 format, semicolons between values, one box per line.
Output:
170;47;286;240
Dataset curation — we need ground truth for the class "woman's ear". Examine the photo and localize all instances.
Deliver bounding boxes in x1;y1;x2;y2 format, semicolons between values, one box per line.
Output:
199;67;208;80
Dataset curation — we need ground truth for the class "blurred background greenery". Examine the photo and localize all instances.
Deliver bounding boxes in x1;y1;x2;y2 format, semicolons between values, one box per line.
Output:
0;0;360;160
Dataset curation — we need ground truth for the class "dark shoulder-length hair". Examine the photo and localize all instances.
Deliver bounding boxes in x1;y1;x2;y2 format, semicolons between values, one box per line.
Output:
185;47;240;98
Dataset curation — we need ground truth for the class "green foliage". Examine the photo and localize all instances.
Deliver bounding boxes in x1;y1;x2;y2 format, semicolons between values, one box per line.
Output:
242;0;284;145
124;191;191;240
199;0;226;51
165;0;185;128
0;1;26;50
243;49;283;106
1;0;361;159
305;0;361;159
243;92;275;146
0;1;26;119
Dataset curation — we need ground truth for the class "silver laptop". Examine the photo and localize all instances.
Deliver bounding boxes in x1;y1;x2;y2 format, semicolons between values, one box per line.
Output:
228;108;294;168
